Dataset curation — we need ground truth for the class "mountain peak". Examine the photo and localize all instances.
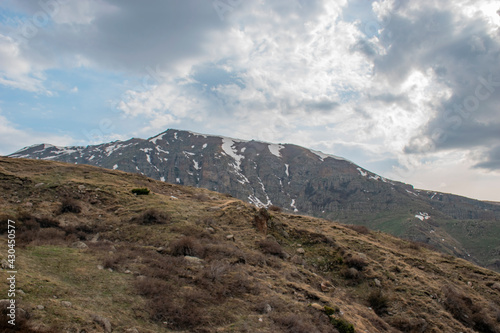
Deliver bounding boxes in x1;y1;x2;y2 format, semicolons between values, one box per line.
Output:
8;128;500;271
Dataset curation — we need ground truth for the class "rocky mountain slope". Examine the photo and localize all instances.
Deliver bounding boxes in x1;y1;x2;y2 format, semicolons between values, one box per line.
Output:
1;157;500;332
8;129;500;271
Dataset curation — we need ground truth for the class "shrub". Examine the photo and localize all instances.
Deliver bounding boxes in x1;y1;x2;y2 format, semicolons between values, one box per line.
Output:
59;197;82;214
272;313;319;333
268;205;282;212
131;188;150;195
367;289;389;316
193;193;210;201
386;316;428;332
345;224;370;234
324;305;340;316
344;254;368;270
258;239;285;258
342;267;360;280
129;209;171;225
330;317;355;333
170;236;203;257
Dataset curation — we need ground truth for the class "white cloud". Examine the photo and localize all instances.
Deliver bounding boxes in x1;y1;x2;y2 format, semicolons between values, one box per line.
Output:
0;34;46;92
0;114;74;155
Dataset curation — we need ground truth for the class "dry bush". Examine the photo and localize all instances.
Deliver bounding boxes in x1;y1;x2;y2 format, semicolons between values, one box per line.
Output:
258;239;285;258
18;227;67;246
170;236;204;257
386;316;428;332
271;309;334;333
367;289;389;316
136;277;172;297
129;209;171;225
268;205;282;212
197;264;260;299
344;254;368;270
59;197;82;214
271;313;320;333
204;243;245;262
442;285;500;333
345;224;370;234
193;193;210;201
342;267;361;280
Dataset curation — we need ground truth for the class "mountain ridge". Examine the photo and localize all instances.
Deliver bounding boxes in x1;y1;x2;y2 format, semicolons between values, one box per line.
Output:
8;128;500;271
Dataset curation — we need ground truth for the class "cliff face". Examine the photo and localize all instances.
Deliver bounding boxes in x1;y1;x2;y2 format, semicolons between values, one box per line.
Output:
9;128;500;270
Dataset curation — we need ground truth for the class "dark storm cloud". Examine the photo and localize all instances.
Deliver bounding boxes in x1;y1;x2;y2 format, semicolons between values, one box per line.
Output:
6;0;235;74
353;2;500;169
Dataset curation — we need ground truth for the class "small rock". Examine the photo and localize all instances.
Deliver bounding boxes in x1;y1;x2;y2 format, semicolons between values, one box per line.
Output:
17;289;26;295
320;281;335;292
125;329;139;333
291;255;304;265
184;256;204;265
108;268;113;272
263;303;272;314
125;270;132;274
374;279;381;287
310;303;324;311
258;317;263;322
90;233;100;243
37;305;45;310
156;247;165;253
467;281;472;287
35;183;45;187
206;227;215;234
1;259;9;269
279;229;290;238
24;202;33;208
78;185;86;190
97;265;104;270
61;301;72;308
136;275;147;281
226;234;235;241
92;315;112;333
296;248;305;255
71;241;88;249
491;282;500;291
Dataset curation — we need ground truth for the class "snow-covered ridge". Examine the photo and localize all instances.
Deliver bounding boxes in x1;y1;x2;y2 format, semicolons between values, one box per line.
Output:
310;148;346;162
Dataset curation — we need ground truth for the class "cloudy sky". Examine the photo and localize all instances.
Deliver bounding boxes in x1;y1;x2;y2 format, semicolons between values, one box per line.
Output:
1;0;499;201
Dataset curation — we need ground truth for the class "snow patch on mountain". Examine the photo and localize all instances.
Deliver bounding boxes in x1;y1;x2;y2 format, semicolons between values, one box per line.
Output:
268;144;284;158
415;212;430;221
149;132;167;144
221;137;245;170
357;168;368;177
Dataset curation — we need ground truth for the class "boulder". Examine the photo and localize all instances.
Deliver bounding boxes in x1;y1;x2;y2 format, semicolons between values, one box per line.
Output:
93;315;112;332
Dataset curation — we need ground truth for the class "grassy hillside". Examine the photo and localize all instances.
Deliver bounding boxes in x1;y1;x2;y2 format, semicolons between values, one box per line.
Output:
1;157;499;332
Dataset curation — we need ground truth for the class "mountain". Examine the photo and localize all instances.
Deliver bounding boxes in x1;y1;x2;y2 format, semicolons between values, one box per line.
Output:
1;157;500;332
8;129;500;271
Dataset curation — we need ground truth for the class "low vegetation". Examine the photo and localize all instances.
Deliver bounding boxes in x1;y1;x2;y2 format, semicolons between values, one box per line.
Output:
0;157;500;332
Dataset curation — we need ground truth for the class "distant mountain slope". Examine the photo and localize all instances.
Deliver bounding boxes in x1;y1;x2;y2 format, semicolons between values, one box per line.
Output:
1;157;500;332
9;129;500;271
